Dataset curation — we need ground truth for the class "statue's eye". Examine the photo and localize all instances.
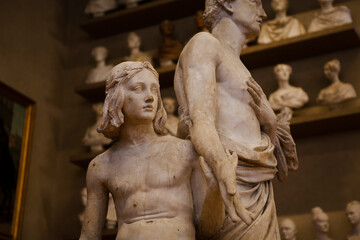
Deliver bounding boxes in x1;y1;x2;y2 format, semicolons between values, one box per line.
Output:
133;85;142;92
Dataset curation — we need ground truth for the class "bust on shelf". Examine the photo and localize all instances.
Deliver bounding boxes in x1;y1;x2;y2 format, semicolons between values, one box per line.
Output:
346;201;360;240
124;32;153;65
118;0;142;8
280;218;298;240
258;0;306;44
82;103;112;152
269;64;309;112
85;46;113;84
308;0;353;33
84;0;117;17
196;10;209;33
317;59;357;106
79;61;225;240
162;97;178;136
158;20;183;68
311;207;333;240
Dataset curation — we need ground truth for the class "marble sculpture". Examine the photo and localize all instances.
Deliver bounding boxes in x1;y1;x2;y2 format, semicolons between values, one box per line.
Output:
124;32;153;65
79;61;225;239
258;0;306;44
85;46;113;84
308;0;353;33
82;103;112;152
317;59;357;106
346;201;360;240
174;0;298;238
84;0;117;17
269;64;309;111
162;97;178;136
280;218;298;240
311;207;333;240
196;10;209;33
158;20;183;67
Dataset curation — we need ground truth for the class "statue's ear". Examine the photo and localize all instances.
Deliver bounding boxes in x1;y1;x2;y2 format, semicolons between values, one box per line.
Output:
221;0;234;14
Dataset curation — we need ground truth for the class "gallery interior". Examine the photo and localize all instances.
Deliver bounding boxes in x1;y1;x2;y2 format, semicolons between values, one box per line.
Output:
0;0;360;239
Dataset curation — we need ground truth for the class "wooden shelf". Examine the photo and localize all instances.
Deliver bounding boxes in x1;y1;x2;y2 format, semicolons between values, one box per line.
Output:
70;99;360;169
242;24;360;69
80;0;205;38
291;98;360;138
75;65;176;102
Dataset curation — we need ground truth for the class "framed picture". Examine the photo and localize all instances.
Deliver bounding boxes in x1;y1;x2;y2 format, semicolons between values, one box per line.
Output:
0;81;35;239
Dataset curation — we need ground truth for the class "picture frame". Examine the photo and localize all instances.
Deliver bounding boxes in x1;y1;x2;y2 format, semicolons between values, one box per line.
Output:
0;81;35;240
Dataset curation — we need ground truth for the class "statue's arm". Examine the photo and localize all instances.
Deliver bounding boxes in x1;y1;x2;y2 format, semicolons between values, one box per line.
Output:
79;157;109;240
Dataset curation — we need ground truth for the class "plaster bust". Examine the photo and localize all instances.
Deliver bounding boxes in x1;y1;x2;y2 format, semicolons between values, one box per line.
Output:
82;103;112;152
280;218;297;240
269;64;309;111
311;207;333;240
308;0;352;33
124;32;153;65
85;46;113;84
346;201;360;240
162;97;179;136
158;20;183;67
196;10;209;32
79;61;225;240
317;59;357;106
174;0;299;238
258;0;306;44
84;0;117;17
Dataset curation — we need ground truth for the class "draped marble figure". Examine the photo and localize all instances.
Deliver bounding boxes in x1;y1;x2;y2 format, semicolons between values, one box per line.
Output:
317;59;357;106
308;0;352;33
258;0;306;44
269;64;309;111
79;61;225;240
174;0;298;239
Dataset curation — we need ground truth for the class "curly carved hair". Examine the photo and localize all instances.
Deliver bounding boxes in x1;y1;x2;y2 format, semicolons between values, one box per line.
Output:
97;61;167;139
204;0;234;30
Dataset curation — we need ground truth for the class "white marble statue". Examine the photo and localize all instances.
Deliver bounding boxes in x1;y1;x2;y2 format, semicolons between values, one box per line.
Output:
79;61;225;240
174;0;299;239
84;0;117;17
78;187;87;224
308;0;353;33
118;0;142;8
258;0;306;44
196;10;209;33
346;201;360;240
311;207;333;240
82;103;112;152
85;46;113;84
124;32;153;65
280;218;297;240
162;97;178;136
317;59;357;106
269;64;309;111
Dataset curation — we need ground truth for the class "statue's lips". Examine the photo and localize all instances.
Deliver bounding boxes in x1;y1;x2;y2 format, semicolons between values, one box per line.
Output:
143;105;154;111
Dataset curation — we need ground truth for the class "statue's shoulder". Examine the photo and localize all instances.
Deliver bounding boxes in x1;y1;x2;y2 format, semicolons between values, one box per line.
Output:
159;135;196;156
186;32;220;51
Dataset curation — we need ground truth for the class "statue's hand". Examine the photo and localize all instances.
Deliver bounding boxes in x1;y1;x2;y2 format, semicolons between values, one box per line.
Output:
210;149;255;225
247;77;277;143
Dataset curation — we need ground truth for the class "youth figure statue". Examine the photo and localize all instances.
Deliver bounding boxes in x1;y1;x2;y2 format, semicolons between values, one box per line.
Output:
174;0;298;239
79;61;225;240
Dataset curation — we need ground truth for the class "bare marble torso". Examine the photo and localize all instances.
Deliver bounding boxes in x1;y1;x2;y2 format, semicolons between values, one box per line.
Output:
90;136;197;240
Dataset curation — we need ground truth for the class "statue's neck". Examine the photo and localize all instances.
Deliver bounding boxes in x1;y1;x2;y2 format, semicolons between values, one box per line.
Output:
119;122;158;146
130;47;140;55
212;17;246;56
329;75;341;84
97;61;105;68
351;222;360;236
320;2;334;12
275;10;287;21
278;80;290;89
316;231;330;240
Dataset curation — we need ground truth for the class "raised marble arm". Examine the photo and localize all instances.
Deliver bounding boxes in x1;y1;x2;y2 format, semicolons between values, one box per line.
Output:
79;157;109;240
177;34;253;224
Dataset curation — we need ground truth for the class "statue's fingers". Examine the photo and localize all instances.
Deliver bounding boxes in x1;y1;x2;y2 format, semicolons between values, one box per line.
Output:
249;101;260;115
199;156;217;185
247;87;261;105
219;182;240;223
248;77;262;93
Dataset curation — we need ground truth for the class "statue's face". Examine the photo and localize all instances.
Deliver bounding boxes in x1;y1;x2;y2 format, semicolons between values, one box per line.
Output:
123;69;159;124
280;219;296;240
128;33;141;49
93;48;107;62
346;205;360;225
271;0;287;12
160;20;174;36
324;63;339;82
274;65;291;82
314;214;329;233
231;0;267;38
163;98;176;115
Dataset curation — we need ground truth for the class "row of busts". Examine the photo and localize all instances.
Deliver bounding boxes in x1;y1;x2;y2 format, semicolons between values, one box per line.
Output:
269;59;357;112
280;202;360;240
258;0;353;44
85;19;186;85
